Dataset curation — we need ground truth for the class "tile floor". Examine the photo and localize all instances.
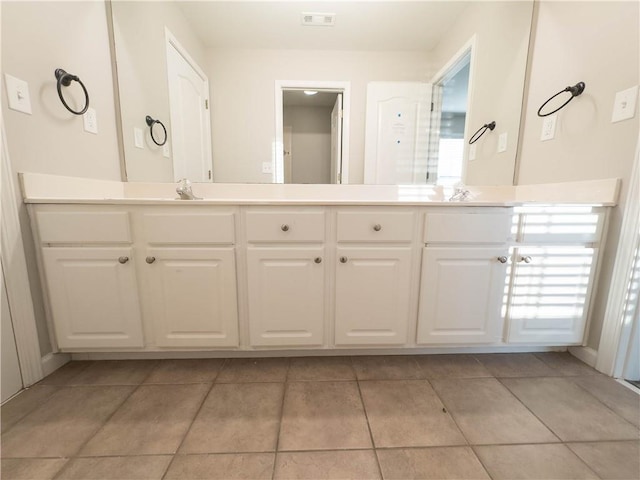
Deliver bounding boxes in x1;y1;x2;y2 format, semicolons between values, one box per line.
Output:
1;353;639;480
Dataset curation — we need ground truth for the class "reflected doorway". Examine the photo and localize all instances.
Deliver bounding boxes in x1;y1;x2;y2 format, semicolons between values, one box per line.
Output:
429;44;473;186
282;90;341;184
275;81;350;184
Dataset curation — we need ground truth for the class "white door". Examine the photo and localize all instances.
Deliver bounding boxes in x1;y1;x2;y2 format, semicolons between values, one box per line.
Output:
283;126;293;184
330;93;343;184
335;247;412;346
1;266;23;402
146;248;238;348
166;39;212;182
364;82;432;184
247;247;325;347
417;247;507;345
42;248;144;349
507;246;598;344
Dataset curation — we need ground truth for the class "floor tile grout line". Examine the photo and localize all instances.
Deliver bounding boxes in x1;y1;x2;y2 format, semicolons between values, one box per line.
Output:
493;376;569;445
159;359;228;480
0;385;63;436
354;369;385;480
50;383;143;480
271;359;292;480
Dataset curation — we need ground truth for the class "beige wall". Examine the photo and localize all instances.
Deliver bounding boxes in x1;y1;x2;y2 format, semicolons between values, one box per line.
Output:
2;1;121;355
430;1;534;186
111;1;207;182
284;105;333;184
516;1;639;349
207;49;430;184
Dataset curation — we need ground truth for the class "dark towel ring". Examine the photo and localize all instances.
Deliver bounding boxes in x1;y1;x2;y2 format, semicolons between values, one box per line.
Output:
537;82;585;117
55;68;89;115
468;121;496;145
145;116;168;146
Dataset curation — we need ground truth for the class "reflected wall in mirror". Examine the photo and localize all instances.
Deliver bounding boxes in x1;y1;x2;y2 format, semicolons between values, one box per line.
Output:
111;1;534;185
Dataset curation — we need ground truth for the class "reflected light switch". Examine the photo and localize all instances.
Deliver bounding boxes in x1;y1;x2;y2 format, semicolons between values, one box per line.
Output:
498;132;508;153
134;128;144;149
611;86;638;123
468;144;477;161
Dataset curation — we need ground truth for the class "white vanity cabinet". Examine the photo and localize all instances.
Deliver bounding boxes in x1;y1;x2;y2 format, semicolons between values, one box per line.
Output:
417;210;512;345
136;209;239;348
34;209;144;349
244;209;326;347
333;209;417;346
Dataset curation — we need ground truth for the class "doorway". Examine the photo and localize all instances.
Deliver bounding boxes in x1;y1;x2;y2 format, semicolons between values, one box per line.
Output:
166;29;212;182
275;81;350;184
282;90;341;184
429;38;475;186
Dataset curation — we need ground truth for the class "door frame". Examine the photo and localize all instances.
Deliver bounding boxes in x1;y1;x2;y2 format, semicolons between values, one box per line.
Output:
429;35;477;185
1;120;44;387
165;27;213;182
274;80;351;184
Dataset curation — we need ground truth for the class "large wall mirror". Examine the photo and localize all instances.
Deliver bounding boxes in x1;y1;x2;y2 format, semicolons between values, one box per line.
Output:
110;1;534;185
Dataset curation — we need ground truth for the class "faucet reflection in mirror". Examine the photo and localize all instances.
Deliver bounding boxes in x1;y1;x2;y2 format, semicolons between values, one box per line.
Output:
176;178;201;200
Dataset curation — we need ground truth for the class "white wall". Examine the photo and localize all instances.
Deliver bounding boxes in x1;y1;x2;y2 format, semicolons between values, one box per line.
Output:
516;1;639;349
284;106;333;184
2;1;121;355
430;1;534;186
207;49;430;184
111;1;207;182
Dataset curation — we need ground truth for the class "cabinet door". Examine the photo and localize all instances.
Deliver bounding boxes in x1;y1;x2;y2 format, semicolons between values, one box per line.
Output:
42;247;144;349
507;246;597;344
146;248;238;347
335;247;412;346
417;247;507;345
247;247;325;347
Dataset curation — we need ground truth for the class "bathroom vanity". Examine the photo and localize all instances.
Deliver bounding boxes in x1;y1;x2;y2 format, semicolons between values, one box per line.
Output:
20;173;619;355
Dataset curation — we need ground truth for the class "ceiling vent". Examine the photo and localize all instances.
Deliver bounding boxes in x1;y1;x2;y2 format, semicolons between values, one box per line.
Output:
301;12;336;27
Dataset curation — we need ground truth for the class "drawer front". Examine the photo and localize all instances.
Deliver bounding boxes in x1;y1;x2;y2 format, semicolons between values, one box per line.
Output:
424;212;512;244
37;211;131;244
337;211;414;243
245;210;325;243
143;212;235;244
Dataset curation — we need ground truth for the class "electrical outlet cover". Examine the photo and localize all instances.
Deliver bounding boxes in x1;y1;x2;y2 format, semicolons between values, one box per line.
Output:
5;74;32;114
541;115;557;141
611;86;638;123
134;128;144;149
83;107;98;134
468;144;477;162
262;162;273;174
498;132;508;153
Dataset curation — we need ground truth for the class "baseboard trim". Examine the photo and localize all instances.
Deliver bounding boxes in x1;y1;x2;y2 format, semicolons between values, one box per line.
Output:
568;346;598;368
71;345;566;361
41;352;71;377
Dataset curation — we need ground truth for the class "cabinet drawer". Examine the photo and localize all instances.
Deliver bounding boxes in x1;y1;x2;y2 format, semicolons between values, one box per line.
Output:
424;212;512;244
245;210;325;243
142;212;235;244
336;211;414;243
37;211;131;244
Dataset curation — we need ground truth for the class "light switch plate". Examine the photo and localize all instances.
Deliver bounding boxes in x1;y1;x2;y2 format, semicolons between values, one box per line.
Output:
134;128;144;149
5;74;32;114
163;144;171;158
468;144;477;162
262;162;273;174
541;115;557;141
611;86;638;123
498;132;508;153
83;107;98;134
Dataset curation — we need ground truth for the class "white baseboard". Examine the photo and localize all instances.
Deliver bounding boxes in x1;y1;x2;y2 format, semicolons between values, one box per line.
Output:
41;352;71;377
71;345;566;361
568;346;598;368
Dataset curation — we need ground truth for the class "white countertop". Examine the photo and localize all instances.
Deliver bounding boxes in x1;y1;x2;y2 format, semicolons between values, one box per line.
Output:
19;173;621;207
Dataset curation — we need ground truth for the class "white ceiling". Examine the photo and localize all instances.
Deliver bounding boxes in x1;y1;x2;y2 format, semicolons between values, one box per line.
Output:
283;90;338;107
177;1;471;51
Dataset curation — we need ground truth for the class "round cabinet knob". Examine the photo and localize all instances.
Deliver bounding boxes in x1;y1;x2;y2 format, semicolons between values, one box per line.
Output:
281;224;290;232
118;256;129;264
339;256;348;263
373;224;382;232
520;255;533;264
146;256;156;264
314;257;322;264
497;256;508;264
